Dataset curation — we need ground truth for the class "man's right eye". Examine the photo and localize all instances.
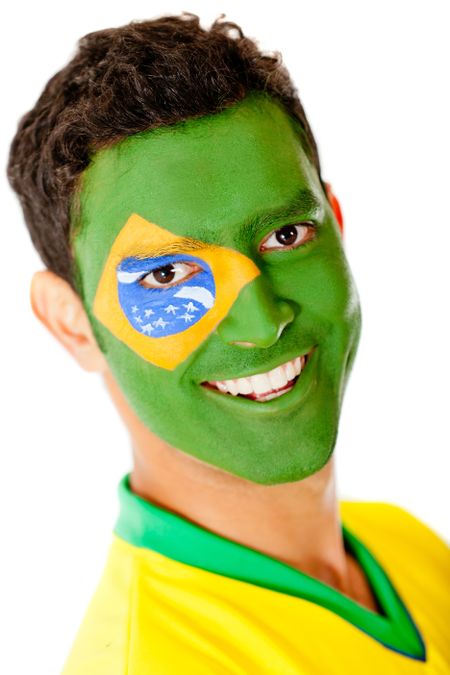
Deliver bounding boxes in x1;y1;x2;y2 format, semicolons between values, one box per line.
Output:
139;261;201;288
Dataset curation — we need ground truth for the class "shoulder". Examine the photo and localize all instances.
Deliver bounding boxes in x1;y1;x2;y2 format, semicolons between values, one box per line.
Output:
61;536;137;675
340;499;449;575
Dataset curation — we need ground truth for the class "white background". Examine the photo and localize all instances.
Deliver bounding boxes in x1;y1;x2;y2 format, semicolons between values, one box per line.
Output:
1;1;449;673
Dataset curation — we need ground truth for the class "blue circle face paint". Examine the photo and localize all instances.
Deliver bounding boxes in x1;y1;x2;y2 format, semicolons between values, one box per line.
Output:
116;254;216;338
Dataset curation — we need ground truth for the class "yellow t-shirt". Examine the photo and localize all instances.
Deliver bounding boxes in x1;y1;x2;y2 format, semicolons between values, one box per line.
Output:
62;475;449;674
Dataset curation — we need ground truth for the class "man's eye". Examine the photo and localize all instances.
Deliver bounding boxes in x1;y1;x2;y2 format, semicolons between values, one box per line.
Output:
259;223;316;252
139;262;201;288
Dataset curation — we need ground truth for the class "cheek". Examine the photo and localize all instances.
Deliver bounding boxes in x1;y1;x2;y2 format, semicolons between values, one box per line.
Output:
99;328;183;421
267;252;361;377
269;252;356;320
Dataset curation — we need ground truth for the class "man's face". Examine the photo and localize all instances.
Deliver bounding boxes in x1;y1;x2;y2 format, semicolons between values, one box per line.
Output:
73;92;361;485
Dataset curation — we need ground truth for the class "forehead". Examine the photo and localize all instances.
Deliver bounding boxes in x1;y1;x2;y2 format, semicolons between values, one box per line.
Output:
74;92;322;298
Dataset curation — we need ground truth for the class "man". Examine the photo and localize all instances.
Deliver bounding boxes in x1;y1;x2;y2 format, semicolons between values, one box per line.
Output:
7;13;449;674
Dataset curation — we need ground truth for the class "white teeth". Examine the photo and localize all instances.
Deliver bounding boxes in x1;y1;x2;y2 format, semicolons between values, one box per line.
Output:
236;377;253;395
224;379;239;396
207;353;308;399
250;372;272;394
256;388;294;402
284;361;296;381
268;365;289;390
215;381;228;394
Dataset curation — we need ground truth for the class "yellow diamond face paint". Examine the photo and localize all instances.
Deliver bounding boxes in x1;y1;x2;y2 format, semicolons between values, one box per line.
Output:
93;213;260;369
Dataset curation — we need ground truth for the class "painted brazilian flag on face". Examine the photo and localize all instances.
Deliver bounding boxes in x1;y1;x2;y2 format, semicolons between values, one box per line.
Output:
93;214;260;370
116;252;216;338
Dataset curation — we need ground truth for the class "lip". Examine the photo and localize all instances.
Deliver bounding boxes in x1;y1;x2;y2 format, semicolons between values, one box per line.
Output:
199;346;318;416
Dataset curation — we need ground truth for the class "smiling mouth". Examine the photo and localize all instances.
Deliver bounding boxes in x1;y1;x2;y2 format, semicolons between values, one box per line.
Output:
200;349;314;402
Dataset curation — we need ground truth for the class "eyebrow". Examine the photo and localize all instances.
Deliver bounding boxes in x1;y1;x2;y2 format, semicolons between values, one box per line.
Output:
133;238;206;260
239;188;322;242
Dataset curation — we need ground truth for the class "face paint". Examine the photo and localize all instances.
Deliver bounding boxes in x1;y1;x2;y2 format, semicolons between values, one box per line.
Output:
73;91;362;485
118;252;216;336
93;213;260;369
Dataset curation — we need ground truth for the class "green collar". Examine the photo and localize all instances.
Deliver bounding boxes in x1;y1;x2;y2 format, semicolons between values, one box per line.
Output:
114;473;426;661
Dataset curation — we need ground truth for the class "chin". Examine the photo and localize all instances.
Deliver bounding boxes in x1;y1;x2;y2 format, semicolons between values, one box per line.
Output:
236;444;336;486
199;413;340;486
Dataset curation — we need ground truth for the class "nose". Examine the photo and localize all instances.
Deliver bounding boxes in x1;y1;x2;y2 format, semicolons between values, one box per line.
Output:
215;275;296;348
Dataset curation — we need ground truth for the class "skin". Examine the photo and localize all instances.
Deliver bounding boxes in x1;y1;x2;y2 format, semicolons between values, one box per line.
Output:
30;91;378;611
71;91;362;485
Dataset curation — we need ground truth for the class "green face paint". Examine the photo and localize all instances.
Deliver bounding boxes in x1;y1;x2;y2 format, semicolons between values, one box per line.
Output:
73;91;362;485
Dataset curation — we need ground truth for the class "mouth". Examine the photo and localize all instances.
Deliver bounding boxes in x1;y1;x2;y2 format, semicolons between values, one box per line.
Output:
200;348;315;403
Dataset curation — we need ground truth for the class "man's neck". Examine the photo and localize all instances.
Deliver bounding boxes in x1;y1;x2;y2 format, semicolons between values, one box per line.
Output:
130;434;347;590
105;370;379;612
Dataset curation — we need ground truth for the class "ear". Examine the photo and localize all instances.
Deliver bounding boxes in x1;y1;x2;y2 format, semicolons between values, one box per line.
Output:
30;269;109;373
324;182;344;237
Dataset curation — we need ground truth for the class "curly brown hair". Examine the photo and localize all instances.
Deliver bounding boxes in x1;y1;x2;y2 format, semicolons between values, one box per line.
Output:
7;13;322;293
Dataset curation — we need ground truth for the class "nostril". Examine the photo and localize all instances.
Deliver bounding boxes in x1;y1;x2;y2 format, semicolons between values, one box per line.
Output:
276;319;292;340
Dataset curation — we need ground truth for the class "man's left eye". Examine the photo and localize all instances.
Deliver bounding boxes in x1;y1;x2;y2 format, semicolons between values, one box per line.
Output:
258;223;316;252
